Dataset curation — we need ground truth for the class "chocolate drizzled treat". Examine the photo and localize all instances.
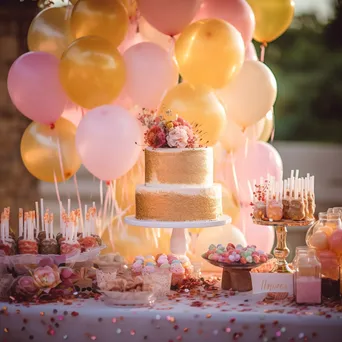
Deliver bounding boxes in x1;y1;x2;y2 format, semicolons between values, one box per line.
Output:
39;238;59;255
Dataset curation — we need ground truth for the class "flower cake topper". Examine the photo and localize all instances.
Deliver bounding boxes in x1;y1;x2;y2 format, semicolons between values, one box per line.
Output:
138;109;204;149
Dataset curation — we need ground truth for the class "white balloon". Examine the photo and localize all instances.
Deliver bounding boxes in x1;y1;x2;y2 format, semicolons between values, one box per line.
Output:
216;60;277;128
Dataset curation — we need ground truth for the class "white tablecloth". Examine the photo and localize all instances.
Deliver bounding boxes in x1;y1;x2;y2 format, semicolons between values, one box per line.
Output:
1;292;342;342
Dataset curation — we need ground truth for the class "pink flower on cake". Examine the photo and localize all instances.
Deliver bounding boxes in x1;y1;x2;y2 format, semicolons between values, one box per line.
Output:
33;265;61;290
166;126;189;148
146;125;166;148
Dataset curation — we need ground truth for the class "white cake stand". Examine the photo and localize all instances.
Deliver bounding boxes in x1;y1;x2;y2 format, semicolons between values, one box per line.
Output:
125;215;231;255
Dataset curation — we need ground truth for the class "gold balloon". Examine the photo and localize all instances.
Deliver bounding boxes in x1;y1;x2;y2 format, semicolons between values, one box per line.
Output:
259;110;274;142
221;183;240;225
71;0;129;47
101;156;171;262
28;7;72;59
60;36;126;109
175;19;244;89
247;0;295;43
20;118;81;183
159;83;226;146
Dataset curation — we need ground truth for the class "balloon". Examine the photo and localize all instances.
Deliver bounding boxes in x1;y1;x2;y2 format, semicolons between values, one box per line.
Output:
101;157;171;261
8;52;67;125
238;206;275;253
175;19;244;89
194;0;255;47
118;22;144;54
137;0;201;36
59;36;126;109
259;110;274;142
70;0;129;47
216;60;277;128
233;141;283;204
62;100;86;127
158;83;226;146
123;42;179;109
220;116;265;153
20;118;81;183
101;219;171;262
221;184;240;225
27;7;72;59
247;0;295;43
76;105;142;181
138;16;174;51
188;224;247;271
245;41;258;61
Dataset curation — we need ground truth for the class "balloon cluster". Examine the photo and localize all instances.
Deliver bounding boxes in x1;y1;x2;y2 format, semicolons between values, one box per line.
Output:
8;0;294;185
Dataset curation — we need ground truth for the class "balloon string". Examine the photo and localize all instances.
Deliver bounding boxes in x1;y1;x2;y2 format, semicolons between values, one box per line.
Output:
260;42;267;63
270;113;276;144
53;171;62;205
73;173;84;232
168;36;176;56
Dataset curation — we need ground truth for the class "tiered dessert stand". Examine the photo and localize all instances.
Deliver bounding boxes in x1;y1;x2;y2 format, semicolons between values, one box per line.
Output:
125;216;231;255
252;218;315;273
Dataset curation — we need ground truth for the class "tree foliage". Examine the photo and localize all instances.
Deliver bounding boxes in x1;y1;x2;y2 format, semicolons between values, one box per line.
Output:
261;3;342;142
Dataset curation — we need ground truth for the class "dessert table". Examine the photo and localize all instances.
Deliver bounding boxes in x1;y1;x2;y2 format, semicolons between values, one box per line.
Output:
1;291;342;342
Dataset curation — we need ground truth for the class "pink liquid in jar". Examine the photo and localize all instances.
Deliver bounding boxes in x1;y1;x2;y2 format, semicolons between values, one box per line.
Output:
296;277;321;304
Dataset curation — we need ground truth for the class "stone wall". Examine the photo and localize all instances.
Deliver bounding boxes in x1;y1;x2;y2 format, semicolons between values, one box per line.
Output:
0;2;39;228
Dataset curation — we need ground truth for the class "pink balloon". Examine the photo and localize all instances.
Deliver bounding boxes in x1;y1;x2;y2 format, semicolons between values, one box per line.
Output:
245;42;258;61
194;0;255;46
233;141;283;204
138;0;201;36
123;42;178;109
76;105;142;181
238;207;275;253
118;22;145;54
7;52;67;125
62;100;87;127
329;230;342;254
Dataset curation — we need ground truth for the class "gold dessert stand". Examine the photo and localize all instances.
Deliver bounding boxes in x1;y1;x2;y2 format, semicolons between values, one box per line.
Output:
252;218;314;273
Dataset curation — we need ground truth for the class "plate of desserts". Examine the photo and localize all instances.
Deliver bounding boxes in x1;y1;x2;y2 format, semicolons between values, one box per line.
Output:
251;172;316;226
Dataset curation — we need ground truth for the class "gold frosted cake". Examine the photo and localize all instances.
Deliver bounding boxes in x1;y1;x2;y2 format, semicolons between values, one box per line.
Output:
134;112;223;222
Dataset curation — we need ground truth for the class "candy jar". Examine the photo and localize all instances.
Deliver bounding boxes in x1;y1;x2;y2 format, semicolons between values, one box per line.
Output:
292;246;309;296
317;250;340;300
295;248;321;305
305;212;328;250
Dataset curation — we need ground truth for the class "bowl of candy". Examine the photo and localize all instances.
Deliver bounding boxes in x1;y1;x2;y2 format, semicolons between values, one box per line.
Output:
202;243;273;291
97;268;156;307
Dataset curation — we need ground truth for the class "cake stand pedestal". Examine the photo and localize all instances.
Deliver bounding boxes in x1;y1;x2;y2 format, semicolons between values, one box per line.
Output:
125;216;231;255
252;218;314;273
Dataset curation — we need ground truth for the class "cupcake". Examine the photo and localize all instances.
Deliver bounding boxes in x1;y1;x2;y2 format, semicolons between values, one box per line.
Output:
170;262;185;286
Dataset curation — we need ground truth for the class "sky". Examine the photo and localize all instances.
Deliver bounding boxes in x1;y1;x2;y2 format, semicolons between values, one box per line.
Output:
295;0;334;21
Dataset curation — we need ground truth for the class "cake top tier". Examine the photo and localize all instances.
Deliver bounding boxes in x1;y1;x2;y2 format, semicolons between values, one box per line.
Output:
138;110;204;149
144;147;213;187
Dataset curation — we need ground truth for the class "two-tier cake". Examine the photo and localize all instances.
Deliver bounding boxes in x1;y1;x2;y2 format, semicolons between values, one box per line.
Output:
131;111;223;222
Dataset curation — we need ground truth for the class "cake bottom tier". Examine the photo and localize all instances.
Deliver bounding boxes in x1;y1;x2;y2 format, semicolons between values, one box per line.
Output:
135;184;222;221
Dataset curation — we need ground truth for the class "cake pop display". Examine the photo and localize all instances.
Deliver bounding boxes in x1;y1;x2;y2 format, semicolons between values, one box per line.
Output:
18;212;38;254
39;213;59;255
0;210;16;255
266;180;283;221
282;179;290;219
306;175;316;221
60;211;81;255
252;178;267;220
288;176;305;221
